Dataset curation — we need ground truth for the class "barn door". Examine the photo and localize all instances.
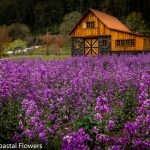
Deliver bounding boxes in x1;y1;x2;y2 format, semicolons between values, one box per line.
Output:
84;38;99;56
98;36;111;54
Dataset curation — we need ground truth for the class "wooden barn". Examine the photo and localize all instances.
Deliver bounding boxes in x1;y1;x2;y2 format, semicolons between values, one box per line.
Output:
70;8;150;56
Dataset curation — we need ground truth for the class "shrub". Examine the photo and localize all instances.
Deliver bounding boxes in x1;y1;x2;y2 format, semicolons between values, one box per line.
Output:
7;23;30;40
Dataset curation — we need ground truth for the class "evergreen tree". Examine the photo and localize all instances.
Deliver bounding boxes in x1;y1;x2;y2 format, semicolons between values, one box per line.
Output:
125;12;149;34
0;0;149;33
59;11;82;44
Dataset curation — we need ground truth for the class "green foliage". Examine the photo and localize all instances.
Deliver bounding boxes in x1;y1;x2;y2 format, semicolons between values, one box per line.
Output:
26;36;42;47
42;24;59;34
0;25;10;58
7;23;30;40
115;87;138;130
7;39;27;51
74;116;98;134
125;12;149;34
59;11;82;44
101;0;114;14
42;136;61;150
0;100;21;143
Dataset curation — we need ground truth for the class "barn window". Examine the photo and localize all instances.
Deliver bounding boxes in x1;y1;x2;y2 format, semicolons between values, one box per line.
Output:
131;39;135;46
75;42;80;49
120;40;125;46
115;40;121;46
86;22;95;28
115;39;136;47
125;40;130;46
102;40;107;47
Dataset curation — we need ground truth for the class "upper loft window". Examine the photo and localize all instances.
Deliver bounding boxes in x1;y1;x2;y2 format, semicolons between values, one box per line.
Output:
86;21;95;29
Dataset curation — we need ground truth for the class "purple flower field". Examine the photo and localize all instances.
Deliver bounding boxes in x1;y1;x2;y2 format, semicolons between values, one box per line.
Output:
0;54;150;150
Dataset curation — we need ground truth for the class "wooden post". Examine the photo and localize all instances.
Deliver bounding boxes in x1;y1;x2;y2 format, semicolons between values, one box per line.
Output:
46;31;49;55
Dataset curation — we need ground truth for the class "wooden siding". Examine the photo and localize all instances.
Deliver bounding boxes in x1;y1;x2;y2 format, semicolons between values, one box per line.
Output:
71;12;105;37
70;11;150;52
110;30;144;51
144;37;150;50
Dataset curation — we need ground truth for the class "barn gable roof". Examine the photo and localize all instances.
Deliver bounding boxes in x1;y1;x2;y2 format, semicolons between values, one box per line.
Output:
69;8;131;35
90;9;131;32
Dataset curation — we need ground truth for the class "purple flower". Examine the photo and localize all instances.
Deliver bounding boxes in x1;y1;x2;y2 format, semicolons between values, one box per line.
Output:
108;145;121;150
94;113;103;121
18;121;23;130
30;116;38;125
100;104;111;113
12;132;23;142
1;54;150;148
24;129;35;139
63;135;73;144
107;120;115;130
39;131;48;142
139;83;145;91
92;126;99;134
42;98;48;104
49;114;56;121
18;114;22;119
57;97;64;103
124;122;139;136
141;139;150;149
117;137;128;145
132;138;142;147
48;128;55;135
49;103;55;111
62;128;91;150
96;134;108;143
39;131;46;139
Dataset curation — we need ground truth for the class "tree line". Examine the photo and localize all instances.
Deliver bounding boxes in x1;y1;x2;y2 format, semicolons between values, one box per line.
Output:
0;0;150;34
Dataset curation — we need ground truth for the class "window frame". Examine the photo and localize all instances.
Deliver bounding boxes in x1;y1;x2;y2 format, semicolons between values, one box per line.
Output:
102;40;107;47
86;21;95;29
74;41;80;49
115;39;136;47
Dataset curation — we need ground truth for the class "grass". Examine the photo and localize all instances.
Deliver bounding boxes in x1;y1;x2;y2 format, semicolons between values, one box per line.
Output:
5;54;71;60
31;45;71;55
